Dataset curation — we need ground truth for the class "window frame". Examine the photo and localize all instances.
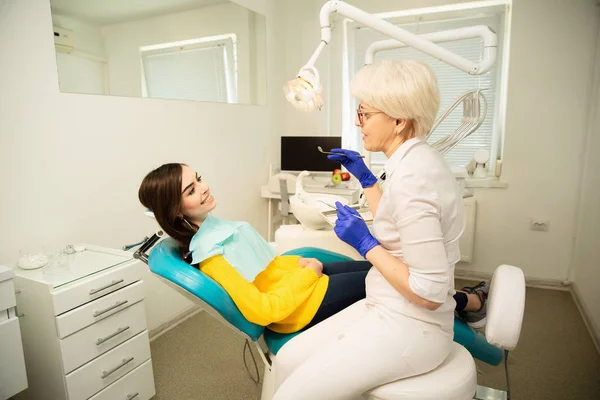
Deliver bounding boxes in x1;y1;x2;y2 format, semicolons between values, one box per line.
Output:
139;33;238;103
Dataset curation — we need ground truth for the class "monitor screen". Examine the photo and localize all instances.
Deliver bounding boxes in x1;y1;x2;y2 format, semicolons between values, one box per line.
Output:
281;136;342;172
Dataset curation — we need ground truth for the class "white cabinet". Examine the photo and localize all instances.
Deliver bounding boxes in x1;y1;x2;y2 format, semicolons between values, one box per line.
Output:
13;245;156;400
0;265;28;400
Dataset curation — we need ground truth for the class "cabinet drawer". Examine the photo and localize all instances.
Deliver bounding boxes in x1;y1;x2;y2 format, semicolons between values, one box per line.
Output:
52;261;143;315
59;301;148;374
0;278;16;312
88;359;155;400
56;281;145;339
65;330;151;400
0;317;28;399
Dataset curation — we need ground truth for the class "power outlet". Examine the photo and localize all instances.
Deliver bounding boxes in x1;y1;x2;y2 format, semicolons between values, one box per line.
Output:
530;220;550;231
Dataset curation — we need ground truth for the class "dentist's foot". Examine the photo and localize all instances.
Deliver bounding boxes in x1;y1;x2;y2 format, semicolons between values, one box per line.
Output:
458;281;490;329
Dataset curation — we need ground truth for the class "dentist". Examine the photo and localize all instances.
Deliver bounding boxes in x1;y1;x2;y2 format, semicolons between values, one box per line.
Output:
273;59;466;399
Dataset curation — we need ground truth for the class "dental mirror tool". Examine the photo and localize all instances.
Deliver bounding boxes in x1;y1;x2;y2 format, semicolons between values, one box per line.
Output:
317;146;365;158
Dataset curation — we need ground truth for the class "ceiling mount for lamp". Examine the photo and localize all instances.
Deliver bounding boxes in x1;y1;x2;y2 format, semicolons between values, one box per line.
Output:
283;0;498;112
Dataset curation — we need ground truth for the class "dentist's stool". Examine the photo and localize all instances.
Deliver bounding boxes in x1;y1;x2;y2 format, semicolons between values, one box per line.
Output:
363;264;525;400
366;342;476;399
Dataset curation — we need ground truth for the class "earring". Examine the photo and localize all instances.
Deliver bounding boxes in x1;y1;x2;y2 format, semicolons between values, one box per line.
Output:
180;216;195;230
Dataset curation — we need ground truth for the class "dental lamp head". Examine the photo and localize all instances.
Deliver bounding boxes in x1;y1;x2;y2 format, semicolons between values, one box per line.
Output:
283;66;324;112
283;4;333;112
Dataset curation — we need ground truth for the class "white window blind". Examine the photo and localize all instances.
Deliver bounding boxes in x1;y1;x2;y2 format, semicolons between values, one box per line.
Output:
350;15;501;168
141;38;236;103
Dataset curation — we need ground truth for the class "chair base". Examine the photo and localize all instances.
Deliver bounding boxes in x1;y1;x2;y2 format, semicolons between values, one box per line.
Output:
475;386;508;400
261;364;274;400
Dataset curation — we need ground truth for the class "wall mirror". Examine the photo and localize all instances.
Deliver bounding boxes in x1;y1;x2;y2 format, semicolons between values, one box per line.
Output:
50;0;267;105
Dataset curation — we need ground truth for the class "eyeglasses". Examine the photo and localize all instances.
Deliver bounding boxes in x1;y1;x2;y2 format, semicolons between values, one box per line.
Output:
356;106;384;126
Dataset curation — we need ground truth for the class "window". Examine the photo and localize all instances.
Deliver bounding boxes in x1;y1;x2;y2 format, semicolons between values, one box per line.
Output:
140;34;237;103
344;5;509;172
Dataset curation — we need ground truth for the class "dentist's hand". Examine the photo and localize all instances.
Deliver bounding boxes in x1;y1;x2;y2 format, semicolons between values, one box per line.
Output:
333;202;379;258
327;149;377;188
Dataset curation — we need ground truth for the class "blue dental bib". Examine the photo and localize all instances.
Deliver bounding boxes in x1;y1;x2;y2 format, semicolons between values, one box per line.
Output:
189;214;276;282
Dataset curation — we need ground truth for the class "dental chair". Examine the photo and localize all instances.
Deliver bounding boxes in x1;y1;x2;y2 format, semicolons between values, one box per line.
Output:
134;232;525;400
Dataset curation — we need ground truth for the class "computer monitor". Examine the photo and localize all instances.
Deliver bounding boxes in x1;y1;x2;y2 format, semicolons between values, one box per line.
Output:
281;136;342;172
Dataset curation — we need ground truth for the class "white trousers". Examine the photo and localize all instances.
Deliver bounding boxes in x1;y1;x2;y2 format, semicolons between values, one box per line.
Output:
272;299;452;400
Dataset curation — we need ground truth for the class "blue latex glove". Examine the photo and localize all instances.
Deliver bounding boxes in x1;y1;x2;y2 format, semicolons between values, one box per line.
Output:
327;148;377;188
333;202;379;258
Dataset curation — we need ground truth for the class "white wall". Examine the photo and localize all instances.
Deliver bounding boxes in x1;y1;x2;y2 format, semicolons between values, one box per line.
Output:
273;0;600;282
0;0;278;331
101;2;261;104
572;23;600;349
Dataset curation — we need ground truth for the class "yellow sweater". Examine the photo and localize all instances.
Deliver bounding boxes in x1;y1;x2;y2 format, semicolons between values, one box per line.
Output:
199;255;329;333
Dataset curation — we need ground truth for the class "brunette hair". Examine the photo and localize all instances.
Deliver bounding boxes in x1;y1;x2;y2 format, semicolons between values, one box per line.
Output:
138;163;198;251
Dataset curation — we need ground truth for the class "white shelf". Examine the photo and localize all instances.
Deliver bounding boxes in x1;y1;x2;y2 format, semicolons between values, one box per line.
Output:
12;246;132;289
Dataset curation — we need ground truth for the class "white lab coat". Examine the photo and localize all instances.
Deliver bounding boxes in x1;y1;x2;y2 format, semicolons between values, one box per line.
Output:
273;137;465;399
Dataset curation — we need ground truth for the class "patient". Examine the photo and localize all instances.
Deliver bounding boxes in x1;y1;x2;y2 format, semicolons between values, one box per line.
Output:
138;163;371;334
139;163;489;335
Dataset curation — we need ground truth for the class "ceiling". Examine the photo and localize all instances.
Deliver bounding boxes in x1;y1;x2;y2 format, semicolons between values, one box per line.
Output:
50;0;231;25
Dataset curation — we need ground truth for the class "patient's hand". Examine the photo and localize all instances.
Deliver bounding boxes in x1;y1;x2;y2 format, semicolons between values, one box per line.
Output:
298;258;323;277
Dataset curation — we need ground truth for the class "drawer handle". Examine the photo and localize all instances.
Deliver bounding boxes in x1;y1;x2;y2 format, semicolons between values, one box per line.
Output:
127;393;139;400
89;279;125;295
96;326;131;345
101;356;135;379
93;300;129;317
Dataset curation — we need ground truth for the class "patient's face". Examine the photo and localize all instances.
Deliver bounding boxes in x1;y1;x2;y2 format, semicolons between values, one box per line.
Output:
180;165;216;222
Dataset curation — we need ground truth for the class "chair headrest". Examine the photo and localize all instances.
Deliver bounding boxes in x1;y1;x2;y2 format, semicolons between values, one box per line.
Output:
485;264;526;351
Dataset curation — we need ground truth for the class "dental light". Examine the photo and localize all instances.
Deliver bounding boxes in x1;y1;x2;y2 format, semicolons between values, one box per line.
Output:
284;65;324;111
284;0;498;111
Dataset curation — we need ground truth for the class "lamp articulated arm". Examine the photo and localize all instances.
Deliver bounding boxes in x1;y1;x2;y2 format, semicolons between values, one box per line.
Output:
285;1;497;112
317;0;497;74
365;25;497;69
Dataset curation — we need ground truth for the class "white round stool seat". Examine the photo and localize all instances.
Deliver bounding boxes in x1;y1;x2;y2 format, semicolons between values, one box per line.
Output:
366;342;477;400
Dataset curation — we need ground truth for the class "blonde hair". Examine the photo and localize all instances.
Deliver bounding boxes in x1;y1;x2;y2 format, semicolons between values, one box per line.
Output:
351;60;440;138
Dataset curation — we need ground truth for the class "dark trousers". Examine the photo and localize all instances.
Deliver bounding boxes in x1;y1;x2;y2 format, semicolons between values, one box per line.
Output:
304;261;469;329
454;291;468;313
304;261;372;330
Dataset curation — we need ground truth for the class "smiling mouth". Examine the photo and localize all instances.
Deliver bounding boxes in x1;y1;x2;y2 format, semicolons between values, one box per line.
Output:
201;193;213;205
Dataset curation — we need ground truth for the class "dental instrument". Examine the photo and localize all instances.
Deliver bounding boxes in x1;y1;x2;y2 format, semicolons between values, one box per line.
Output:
429;90;488;156
318;200;337;209
283;1;497;111
317;146;365;158
319;200;365;221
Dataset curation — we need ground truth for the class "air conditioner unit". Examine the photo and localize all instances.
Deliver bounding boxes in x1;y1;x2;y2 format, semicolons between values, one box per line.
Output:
53;26;74;53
